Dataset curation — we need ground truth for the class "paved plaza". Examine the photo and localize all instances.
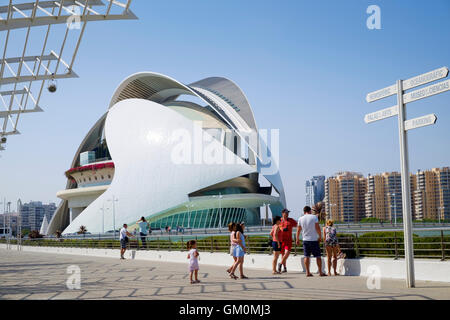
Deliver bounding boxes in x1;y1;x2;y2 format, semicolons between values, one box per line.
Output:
0;249;449;300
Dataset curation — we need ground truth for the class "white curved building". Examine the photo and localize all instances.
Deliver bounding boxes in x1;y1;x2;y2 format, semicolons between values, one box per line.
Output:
48;72;286;235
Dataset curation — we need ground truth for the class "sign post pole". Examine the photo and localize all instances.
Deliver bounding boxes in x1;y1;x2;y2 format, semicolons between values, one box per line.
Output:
396;80;415;288
364;66;449;288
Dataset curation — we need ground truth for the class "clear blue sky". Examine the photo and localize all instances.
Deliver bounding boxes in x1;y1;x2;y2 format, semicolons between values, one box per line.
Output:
1;0;449;219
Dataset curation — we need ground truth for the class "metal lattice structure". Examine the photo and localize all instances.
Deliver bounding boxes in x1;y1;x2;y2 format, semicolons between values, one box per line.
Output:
0;0;137;151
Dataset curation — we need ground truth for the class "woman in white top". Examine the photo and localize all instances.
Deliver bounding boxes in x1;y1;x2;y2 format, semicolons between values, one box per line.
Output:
136;217;149;249
226;222;239;274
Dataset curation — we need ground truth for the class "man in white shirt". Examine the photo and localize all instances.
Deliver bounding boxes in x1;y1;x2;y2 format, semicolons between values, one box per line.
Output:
296;206;326;277
120;224;133;260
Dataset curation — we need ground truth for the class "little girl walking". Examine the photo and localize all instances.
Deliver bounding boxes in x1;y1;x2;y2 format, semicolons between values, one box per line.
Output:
187;240;200;284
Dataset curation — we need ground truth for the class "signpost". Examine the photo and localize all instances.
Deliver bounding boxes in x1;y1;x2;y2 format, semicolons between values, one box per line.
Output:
364;66;449;288
405;114;437;131
364;105;398;124
366;67;449;103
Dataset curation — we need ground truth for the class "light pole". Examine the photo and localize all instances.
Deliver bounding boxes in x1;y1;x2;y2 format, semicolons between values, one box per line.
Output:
6;202;11;241
100;202;106;235
185;203;194;229
262;203;266;227
17;199;22;250
212;193;223;229
219;193;223;229
329;203;337;220
389;193;397;226
438;206;444;224
108;196;118;239
1;199;4;238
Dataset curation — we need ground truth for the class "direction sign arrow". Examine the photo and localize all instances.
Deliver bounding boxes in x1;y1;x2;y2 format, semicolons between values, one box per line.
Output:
366;66;449;103
364;105;399;123
404;114;437;131
403;79;450;104
402;66;449;91
366;84;397;103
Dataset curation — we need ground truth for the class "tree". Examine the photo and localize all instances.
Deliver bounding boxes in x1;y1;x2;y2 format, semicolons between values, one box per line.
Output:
29;230;43;239
77;226;88;235
21;229;30;237
312;202;326;223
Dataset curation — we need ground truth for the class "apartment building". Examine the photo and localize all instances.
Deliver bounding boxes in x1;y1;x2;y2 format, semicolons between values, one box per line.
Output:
324;172;367;223
414;167;450;221
305;176;325;207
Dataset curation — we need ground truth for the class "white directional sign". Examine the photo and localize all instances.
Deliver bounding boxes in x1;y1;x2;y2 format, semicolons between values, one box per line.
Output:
364;66;450;289
402;67;449;91
364;105;399;123
366;66;449;103
403;79;450;104
366;84;397;103
404;114;437;131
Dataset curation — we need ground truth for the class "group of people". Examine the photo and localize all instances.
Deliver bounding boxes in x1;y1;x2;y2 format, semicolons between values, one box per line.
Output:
118;209;345;283
186;221;248;284
271;206;345;277
118;217;150;258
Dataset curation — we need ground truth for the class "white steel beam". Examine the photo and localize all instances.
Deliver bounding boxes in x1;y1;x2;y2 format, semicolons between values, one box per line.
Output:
0;0;137;151
0;8;137;31
0;0;104;13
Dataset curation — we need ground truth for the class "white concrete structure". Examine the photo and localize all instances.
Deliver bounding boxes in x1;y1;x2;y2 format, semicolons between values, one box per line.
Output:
48;73;286;235
39;215;49;236
3;244;449;283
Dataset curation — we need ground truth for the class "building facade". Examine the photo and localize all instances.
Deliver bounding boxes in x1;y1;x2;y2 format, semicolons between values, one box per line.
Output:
365;172;403;222
324;167;449;223
19;202;56;232
47;72;286;235
305;176;325;207
0;212;18;236
414;167;450;221
324;172;367;223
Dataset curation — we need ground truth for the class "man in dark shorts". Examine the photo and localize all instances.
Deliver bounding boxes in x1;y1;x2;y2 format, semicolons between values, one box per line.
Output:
278;209;298;273
119;224;134;260
296;206;326;277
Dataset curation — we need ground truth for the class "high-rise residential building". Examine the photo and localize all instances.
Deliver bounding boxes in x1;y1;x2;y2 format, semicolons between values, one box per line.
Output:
0;212;18;236
19;202;57;231
323;167;448;223
414;167;450;221
365;172;404;222
305;176;325;207
324;172;367;223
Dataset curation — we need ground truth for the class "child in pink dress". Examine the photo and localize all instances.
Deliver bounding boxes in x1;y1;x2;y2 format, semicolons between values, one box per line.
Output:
187;240;200;284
